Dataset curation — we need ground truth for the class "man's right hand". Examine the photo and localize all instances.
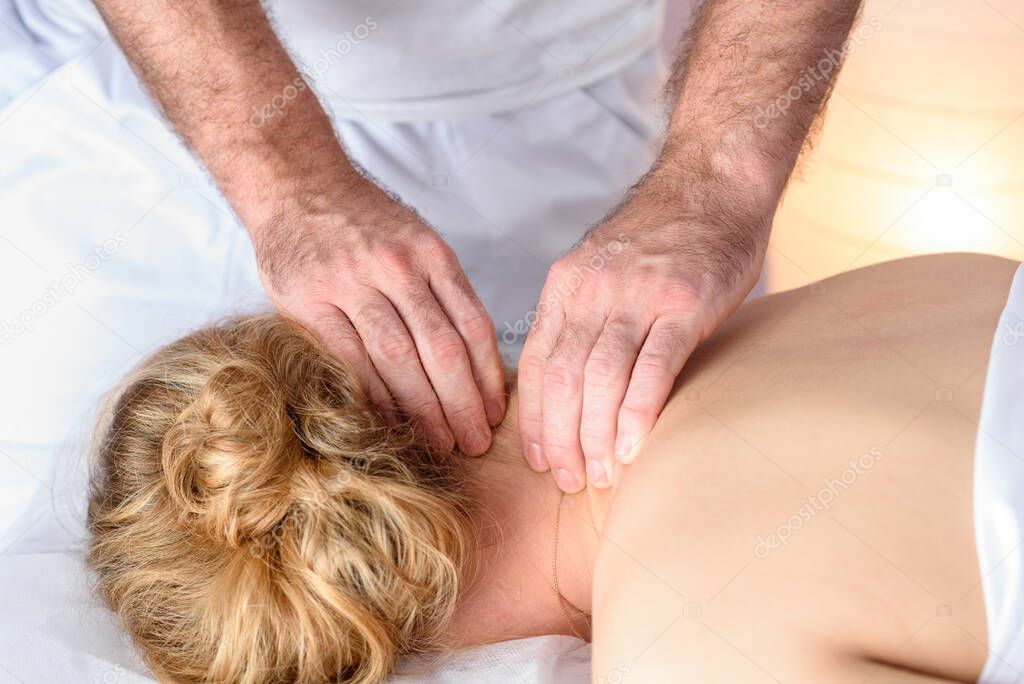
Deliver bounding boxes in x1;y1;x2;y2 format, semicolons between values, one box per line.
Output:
253;176;506;456
93;0;505;452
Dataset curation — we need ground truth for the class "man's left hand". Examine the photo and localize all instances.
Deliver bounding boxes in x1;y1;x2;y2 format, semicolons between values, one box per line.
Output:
517;169;769;492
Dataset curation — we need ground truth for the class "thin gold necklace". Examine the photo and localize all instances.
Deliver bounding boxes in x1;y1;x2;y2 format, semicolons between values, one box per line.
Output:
552;491;591;640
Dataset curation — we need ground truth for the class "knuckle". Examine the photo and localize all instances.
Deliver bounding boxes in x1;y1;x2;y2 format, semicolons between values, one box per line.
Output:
603;314;638;341
548;257;572;280
543;363;581;397
516;353;547;384
328;251;358;276
458;307;496;346
397;279;434;308
618;401;653;425
376;333;417;366
375;244;417;279
445;401;483;425
634;352;673;379
656;281;702;313
325;333;363;361
409;298;447;333
355;300;389;329
551;323;588;359
427;329;467;368
527;307;554;339
424;234;457;265
547;259;582;293
644;326;692;367
584;355;619;391
543;432;580;457
307;312;357;344
404;399;448;430
670;324;699;353
447;265;475;296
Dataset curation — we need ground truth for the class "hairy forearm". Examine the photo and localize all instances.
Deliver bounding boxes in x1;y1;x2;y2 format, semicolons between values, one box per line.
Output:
658;0;863;225
93;0;362;233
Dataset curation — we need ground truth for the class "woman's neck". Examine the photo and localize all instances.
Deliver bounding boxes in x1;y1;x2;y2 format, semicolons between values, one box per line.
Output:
441;394;603;647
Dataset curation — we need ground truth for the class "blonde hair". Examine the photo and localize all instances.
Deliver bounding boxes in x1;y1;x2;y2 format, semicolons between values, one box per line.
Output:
87;314;474;683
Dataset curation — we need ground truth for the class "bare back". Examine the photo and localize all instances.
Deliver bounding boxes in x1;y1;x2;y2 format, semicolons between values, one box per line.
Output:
591;253;1018;683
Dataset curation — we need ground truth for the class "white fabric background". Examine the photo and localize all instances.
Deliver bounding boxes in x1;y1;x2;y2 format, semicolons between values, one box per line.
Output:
264;0;666;120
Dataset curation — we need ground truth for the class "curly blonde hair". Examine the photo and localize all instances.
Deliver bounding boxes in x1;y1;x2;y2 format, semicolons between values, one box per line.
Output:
87;314;474;684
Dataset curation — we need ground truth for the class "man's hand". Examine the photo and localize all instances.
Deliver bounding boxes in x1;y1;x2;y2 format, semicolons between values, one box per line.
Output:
254;176;506;456
93;0;506;453
519;0;863;491
518;168;765;491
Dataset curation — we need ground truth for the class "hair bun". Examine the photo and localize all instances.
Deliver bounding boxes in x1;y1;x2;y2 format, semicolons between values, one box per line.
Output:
161;360;302;545
89;315;473;684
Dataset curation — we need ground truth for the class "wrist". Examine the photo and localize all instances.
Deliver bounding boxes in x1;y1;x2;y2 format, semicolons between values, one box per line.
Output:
634;157;774;263
618;162;771;298
649;137;782;228
241;158;368;242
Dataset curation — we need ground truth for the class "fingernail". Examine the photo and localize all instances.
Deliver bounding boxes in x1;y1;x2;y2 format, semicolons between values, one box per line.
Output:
587;459;609;488
485;400;504;426
465;426;492;455
526;442;548;471
554;467;580;493
615;434;635;464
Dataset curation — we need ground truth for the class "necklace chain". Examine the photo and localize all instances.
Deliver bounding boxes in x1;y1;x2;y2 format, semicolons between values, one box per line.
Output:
552;491;591;640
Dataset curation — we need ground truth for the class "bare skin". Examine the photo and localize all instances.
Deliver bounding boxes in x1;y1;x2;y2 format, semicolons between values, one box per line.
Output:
449;253;1014;682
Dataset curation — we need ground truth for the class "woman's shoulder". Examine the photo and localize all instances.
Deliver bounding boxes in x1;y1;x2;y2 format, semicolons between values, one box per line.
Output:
819;252;1018;305
680;252;1017;386
589;253;1002;682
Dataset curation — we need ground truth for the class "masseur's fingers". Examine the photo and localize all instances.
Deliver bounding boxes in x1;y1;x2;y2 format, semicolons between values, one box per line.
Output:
426;249;507;429
615;314;697;464
580;314;648;487
349;290;454;452
517;299;566;474
541;316;603;493
385;271;492;456
303;303;398;425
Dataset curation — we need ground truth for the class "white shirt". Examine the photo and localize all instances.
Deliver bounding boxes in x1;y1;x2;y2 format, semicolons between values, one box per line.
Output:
266;0;666;120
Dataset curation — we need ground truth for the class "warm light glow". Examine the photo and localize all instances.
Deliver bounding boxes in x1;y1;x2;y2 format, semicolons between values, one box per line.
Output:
768;0;1024;292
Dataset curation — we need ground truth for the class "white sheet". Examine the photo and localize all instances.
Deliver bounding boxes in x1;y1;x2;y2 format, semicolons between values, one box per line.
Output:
975;263;1024;683
0;1;591;681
